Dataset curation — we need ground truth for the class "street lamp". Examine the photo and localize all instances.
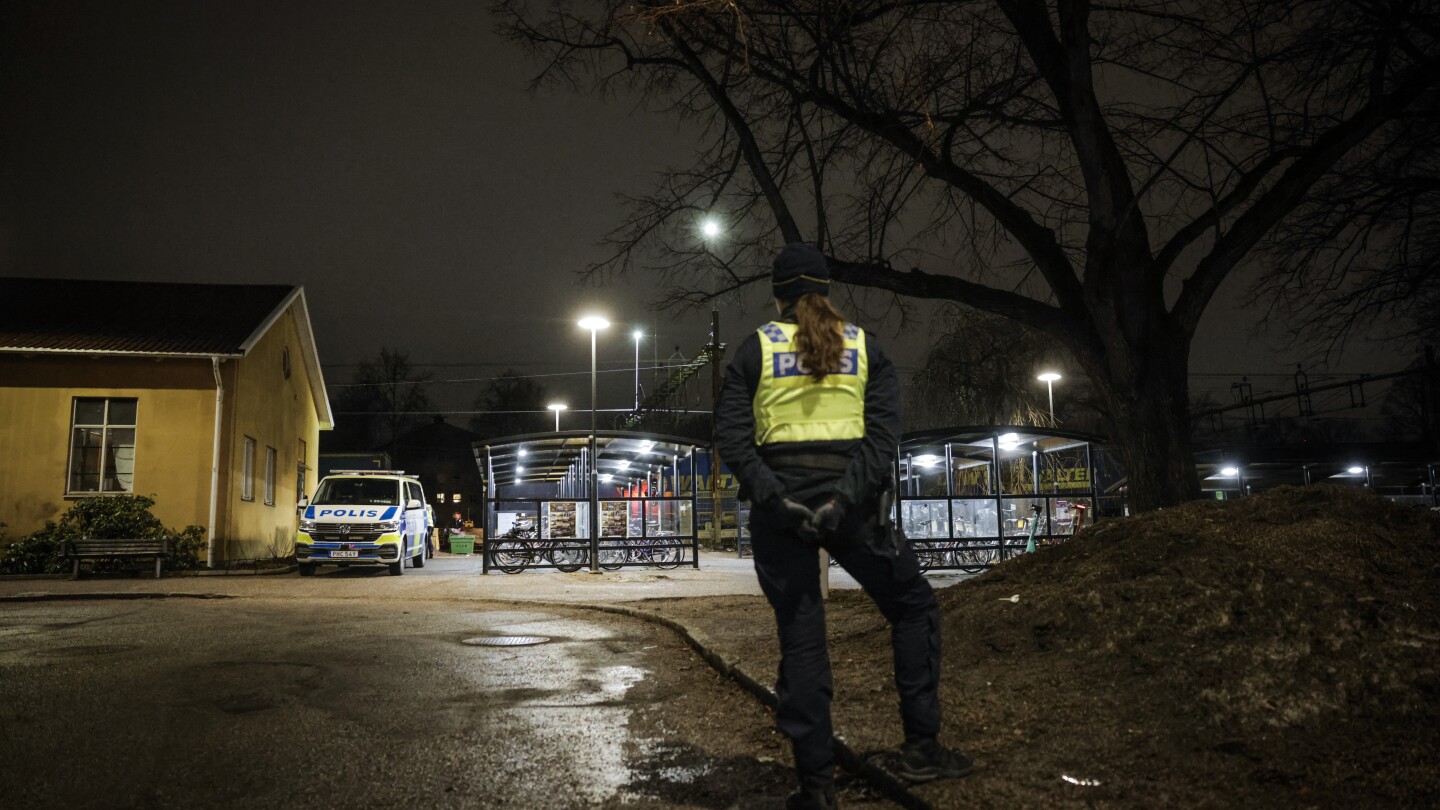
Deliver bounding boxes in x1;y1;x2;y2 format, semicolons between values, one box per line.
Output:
700;217;722;239
547;402;567;432
577;315;610;572
1036;371;1062;422
632;330;643;411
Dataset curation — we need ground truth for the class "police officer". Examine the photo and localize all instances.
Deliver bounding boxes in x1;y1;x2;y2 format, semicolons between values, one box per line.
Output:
715;243;972;809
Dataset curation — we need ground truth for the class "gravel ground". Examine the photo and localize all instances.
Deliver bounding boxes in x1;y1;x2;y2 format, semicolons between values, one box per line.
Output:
633;486;1440;809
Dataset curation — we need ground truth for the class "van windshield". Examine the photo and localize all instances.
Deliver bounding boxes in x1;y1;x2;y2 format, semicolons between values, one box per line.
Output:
312;478;399;506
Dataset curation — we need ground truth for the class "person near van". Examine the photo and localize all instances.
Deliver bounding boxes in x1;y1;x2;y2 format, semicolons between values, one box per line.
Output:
714;243;972;810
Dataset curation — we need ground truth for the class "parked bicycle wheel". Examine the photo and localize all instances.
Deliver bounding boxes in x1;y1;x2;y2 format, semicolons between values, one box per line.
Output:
598;541;627;571
912;539;951;573
628;536;679;569
549;540;588;572
953;543;998;573
492;540;532;574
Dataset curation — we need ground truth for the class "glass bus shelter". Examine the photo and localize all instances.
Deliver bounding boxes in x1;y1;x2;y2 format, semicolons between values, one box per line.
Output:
474;431;705;573
897;426;1104;571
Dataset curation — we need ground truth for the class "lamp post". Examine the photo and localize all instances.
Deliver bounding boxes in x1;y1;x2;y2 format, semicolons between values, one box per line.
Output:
547;402;567;432
578;315;610;572
632;330;643;411
1036;371;1062;422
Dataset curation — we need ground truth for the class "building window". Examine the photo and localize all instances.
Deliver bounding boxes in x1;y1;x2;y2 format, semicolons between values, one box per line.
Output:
67;398;137;494
296;438;309;505
264;446;277;506
436;493;447;503
241;437;256;501
452;493;462;504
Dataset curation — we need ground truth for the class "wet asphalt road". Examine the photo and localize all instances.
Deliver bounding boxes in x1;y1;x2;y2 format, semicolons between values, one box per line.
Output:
0;595;791;809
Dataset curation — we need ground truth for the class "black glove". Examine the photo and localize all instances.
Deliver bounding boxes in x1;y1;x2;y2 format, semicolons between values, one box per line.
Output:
806;498;845;539
779;497;815;524
767;495;820;543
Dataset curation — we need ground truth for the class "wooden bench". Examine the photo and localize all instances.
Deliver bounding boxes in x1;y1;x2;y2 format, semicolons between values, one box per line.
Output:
63;538;169;580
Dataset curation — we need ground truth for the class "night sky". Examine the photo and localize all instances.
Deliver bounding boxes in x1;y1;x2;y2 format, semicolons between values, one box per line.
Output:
0;1;1400;419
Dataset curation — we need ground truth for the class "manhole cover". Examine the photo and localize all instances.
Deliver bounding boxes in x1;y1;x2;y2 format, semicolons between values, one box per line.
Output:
462;636;550;647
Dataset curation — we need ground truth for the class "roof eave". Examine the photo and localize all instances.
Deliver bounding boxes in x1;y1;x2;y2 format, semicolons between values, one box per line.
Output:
0;347;245;359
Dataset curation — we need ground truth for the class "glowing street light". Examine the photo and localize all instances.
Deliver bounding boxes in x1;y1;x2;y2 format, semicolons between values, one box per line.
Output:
577;314;610;572
700;217;722;239
632;330;644;411
1036;371;1062;422
547;402;567;432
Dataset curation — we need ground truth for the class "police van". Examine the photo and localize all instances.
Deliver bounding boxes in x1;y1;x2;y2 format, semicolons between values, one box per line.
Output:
295;470;432;576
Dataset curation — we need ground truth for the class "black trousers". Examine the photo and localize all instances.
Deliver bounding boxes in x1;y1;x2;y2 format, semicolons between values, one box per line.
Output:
750;505;943;783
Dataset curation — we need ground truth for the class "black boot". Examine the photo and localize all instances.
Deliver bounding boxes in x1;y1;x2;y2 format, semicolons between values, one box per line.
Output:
784;784;837;810
894;737;974;783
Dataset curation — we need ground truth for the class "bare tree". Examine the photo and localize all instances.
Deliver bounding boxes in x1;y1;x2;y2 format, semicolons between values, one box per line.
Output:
335;349;435;458
1258;98;1440;350
470;370;551;440
497;0;1439;510
907;308;1089;430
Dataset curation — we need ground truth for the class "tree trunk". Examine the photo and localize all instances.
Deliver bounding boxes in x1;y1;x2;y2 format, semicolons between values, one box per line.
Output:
1085;337;1202;513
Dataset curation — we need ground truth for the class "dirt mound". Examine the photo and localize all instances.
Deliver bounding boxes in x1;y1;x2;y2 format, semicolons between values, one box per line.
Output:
876;485;1440;807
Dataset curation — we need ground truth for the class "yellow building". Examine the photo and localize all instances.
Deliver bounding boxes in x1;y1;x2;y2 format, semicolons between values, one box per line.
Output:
0;278;334;564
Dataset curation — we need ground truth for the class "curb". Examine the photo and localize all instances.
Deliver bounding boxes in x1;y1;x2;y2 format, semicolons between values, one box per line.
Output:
531;599;931;810
0;592;235;602
0;565;296;581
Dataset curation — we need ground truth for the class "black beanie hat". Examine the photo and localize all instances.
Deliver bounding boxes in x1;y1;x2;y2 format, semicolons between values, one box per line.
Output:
771;242;830;300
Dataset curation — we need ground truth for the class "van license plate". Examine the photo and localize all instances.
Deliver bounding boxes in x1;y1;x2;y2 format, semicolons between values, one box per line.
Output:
331;550;360;558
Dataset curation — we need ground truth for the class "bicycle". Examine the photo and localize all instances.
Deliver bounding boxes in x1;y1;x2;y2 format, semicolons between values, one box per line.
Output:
490;528;590;574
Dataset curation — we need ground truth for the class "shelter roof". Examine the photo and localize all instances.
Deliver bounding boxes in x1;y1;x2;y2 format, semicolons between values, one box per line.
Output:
474;430;708;487
900;426;1105;462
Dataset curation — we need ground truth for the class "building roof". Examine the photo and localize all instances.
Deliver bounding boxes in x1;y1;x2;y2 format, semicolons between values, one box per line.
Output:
0;277;296;356
0;276;333;428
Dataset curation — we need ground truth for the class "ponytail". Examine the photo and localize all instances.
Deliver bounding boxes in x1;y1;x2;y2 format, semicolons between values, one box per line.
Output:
792;293;846;381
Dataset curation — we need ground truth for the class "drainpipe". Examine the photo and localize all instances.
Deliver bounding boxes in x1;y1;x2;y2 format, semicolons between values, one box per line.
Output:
208;357;224;568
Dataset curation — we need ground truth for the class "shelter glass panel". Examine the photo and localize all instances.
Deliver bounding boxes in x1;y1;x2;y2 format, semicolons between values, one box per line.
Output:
1050;497;1094;536
494;501;540;539
951;498;1001;538
1001;497;1043;538
949;458;994;497
646;499;692;537
900;499;949;539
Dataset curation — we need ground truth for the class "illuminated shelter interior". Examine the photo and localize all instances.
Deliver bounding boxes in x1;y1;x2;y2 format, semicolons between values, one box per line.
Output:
895;426;1106;570
473;430;708;572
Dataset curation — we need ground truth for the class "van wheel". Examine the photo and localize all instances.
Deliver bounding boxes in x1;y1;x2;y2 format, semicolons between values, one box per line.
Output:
388;551;404;576
298;562;316;577
413;548;425;568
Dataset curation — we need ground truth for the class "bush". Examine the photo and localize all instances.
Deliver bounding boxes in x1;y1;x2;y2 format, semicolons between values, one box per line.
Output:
0;522;68;575
0;495;209;575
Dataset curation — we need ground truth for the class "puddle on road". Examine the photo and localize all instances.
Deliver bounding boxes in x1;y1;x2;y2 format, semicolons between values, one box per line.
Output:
463;613;652;805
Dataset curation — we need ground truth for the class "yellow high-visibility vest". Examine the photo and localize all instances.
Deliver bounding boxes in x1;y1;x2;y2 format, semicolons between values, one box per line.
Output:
753;320;868;444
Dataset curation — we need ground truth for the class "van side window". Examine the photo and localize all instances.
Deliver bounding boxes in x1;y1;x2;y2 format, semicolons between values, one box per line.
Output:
406;482;422;506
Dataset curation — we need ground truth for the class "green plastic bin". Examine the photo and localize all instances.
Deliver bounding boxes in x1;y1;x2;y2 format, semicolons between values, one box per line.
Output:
449;535;475;555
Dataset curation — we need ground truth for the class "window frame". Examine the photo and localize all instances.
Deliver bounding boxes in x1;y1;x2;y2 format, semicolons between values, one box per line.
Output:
264;446;277;506
241;436;256;502
65;397;139;496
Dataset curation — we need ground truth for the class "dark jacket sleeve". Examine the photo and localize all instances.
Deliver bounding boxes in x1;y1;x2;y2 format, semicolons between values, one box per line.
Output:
831;332;901;509
713;333;788;507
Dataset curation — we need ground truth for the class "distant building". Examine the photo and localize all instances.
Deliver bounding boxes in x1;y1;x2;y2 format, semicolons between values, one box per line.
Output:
391;416;485;524
0;278;333;564
317;451;392;477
